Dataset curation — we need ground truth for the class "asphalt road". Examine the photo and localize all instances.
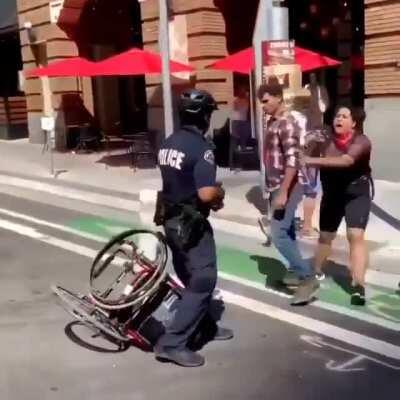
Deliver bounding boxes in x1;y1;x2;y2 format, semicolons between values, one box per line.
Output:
0;190;399;400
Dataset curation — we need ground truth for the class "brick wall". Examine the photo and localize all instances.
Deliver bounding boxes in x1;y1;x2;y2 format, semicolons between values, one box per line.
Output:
364;0;400;96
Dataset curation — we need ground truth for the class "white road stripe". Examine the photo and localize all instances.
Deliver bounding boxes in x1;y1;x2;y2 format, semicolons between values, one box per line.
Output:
221;290;400;361
0;207;399;332
0;216;399;361
0;218;97;259
0;175;140;212
0;207;107;243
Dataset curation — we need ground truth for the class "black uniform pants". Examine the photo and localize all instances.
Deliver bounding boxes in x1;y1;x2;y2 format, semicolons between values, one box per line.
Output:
157;217;217;351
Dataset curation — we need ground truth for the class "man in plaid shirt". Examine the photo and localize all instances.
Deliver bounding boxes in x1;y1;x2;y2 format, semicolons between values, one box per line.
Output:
258;81;319;305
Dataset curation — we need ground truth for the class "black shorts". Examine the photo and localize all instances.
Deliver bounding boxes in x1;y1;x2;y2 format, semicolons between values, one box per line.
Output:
320;177;371;233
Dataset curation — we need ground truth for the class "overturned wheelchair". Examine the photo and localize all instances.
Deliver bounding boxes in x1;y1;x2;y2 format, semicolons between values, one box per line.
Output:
52;229;183;351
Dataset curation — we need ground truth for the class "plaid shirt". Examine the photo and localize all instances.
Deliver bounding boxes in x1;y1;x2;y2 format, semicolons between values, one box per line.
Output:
264;111;305;192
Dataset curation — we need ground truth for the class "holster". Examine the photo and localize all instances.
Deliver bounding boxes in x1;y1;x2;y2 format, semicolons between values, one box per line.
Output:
153;191;166;226
157;196;207;249
175;204;207;249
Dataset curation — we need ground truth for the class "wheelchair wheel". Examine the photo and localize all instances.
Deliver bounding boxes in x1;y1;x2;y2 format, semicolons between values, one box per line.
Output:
89;229;169;311
52;285;130;343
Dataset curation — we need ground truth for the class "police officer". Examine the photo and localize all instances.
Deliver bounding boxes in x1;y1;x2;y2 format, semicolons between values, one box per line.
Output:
154;89;233;367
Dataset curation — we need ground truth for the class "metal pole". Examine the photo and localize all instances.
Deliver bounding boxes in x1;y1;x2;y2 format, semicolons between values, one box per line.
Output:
41;69;56;177
249;73;256;139
158;0;174;137
252;0;289;194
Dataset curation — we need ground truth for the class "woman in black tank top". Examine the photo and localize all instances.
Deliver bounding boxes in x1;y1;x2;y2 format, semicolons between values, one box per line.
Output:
303;106;372;306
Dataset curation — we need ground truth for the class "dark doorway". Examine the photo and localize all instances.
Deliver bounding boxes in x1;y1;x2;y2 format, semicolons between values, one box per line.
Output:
0;30;22;97
215;0;365;115
288;0;365;115
77;0;147;134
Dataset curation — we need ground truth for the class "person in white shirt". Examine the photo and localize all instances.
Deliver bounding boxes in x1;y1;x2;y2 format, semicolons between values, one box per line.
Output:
291;91;321;241
229;85;251;170
306;72;330;130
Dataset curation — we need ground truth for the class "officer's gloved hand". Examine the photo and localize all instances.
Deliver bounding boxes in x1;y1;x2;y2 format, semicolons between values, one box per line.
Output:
211;198;224;212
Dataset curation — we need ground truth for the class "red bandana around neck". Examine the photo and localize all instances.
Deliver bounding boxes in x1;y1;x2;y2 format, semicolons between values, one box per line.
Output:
334;132;354;151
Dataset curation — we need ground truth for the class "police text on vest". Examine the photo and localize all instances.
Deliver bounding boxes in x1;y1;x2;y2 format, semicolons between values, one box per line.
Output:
158;149;185;170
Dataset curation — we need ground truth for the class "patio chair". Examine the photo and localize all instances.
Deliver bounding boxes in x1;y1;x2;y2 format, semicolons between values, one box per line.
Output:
123;132;156;171
74;125;100;153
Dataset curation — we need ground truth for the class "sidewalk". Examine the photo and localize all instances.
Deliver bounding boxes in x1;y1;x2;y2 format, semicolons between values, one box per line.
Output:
0;139;263;223
1;138;400;251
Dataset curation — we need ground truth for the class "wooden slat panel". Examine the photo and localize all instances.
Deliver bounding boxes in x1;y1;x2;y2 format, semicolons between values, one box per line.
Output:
47;40;78;58
195;81;233;103
24;77;80;94
23;78;43;94
365;0;393;4
365;51;400;64
18;5;50;28
141;0;218;21
21;39;78;63
26;94;44;112
188;35;227;59
20;24;69;46
142;10;226;43
364;1;400;95
365;3;400;35
0;96;28;126
142;20;158;43
186;11;226;34
17;0;49;13
142;1;231;105
365;67;400;95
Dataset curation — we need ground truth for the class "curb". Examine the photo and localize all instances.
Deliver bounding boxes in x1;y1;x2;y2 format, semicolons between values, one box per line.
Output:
0;173;264;240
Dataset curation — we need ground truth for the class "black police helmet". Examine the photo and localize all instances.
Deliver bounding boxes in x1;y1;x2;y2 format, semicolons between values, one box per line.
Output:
179;89;218;114
178;89;218;132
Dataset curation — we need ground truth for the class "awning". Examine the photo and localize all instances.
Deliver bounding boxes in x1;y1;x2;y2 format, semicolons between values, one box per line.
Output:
25;57;99;77
25;49;194;77
93;48;194;76
207;46;341;74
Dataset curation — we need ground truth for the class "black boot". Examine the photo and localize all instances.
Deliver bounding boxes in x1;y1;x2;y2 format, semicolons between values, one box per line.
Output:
351;285;366;306
213;326;234;341
154;347;205;367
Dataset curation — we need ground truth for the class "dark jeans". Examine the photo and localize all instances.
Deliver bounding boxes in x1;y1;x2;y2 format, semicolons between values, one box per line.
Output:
157;218;217;351
229;120;251;169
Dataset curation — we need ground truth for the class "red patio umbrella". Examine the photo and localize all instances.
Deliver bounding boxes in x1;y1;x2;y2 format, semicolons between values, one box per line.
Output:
25;57;99;77
94;47;194;76
207;46;341;74
25;48;194;78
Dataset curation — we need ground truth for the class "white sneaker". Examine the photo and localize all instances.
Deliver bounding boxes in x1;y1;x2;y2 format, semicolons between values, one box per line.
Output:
315;272;326;281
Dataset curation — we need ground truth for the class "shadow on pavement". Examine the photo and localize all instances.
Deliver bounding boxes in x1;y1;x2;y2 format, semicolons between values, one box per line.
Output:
96;153;133;168
250;255;293;295
95;153;156;170
324;260;353;295
188;299;226;352
371;202;400;231
64;321;131;353
246;185;269;216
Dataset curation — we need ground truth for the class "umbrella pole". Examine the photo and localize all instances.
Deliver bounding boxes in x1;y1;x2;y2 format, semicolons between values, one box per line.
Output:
249;72;256;139
40;75;55;177
253;0;289;196
159;0;174;137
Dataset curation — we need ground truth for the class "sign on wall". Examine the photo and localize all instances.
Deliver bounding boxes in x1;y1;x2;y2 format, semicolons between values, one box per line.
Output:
262;39;302;98
49;0;64;24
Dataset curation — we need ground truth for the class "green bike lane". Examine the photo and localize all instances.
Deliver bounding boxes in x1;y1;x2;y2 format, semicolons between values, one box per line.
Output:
68;216;400;330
